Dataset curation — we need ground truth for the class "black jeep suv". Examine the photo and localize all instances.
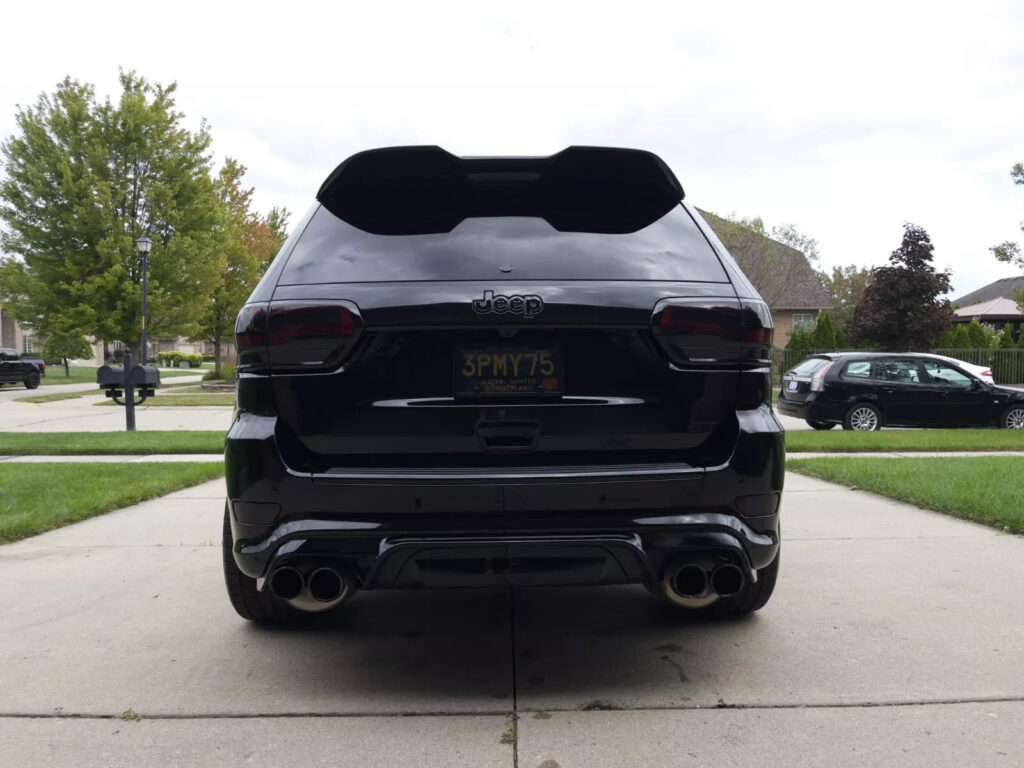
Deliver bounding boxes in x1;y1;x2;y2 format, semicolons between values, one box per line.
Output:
222;146;784;624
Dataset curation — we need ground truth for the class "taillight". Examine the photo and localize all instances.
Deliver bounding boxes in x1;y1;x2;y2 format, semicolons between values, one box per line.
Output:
809;361;835;392
652;298;772;364
234;301;362;374
981;370;992;378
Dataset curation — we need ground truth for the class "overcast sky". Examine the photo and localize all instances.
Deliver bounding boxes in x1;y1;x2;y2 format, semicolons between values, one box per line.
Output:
2;0;1023;298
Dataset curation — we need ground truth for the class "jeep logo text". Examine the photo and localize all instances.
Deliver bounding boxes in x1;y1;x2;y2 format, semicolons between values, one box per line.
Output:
472;290;544;318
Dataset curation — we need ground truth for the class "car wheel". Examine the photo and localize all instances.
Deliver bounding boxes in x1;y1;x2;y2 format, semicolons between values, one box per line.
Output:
1002;405;1024;430
706;547;781;616
24;372;40;389
222;503;307;625
806;420;836;430
843;403;881;431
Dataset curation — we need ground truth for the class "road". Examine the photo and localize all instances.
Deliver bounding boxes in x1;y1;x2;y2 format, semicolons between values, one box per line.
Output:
1;473;1022;766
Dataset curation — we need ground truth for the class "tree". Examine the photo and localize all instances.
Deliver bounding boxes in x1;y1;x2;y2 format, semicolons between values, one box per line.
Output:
965;317;994;348
998;323;1017;349
190;159;282;378
41;330;93;377
991;162;1024;312
786;328;815;352
848;223;953;351
810;311;838;350
817;264;871;333
0;71;221;360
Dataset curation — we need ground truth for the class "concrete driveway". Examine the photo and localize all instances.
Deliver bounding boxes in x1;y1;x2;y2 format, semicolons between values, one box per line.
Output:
1;474;1023;766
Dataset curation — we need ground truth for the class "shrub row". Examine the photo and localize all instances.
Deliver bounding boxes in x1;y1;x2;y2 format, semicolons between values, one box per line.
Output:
155;351;204;368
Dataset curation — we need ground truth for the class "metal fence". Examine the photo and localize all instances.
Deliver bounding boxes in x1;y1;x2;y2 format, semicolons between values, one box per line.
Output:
771;348;1024;386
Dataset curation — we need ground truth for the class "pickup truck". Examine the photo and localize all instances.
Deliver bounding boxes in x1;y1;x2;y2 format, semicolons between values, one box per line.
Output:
0;348;46;389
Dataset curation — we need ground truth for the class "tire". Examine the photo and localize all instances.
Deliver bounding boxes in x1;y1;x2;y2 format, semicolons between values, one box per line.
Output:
1002;405;1024;430
24;371;40;389
222;503;306;625
806;420;836;430
706;547;781;616
843;403;881;431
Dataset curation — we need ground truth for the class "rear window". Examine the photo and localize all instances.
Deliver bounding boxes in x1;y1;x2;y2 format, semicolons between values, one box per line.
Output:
278;205;729;284
843;361;873;379
789;358;830;376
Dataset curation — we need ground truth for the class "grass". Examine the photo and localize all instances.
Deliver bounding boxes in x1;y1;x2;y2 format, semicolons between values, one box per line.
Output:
0;431;225;455
788;457;1024;533
13;390;90;404
0;462;224;543
36;365;199;386
96;393;235;407
786;428;1024;453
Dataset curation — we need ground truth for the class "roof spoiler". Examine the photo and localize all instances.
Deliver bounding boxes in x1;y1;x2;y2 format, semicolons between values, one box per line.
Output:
316;145;685;235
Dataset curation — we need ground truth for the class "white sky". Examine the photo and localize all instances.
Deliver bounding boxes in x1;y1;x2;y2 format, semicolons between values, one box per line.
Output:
1;0;1022;298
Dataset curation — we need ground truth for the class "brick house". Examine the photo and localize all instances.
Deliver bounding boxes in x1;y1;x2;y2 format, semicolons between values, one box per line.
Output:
699;210;832;348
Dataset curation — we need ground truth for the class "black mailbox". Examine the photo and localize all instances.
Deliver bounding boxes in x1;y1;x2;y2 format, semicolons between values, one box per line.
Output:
130;365;161;387
97;365;125;387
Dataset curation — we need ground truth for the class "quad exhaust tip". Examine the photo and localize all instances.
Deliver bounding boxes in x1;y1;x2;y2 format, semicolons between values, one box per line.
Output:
308;567;345;603
268;566;304;601
710;563;745;598
662;560;748;607
670;564;709;598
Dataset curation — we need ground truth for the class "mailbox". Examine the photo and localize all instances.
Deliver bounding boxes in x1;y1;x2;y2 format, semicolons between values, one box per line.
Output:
130;365;160;387
97;365;125;398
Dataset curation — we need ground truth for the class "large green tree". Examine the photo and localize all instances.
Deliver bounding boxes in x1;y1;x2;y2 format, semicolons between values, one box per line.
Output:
817;264;871;334
192;158;287;376
991;162;1024;311
0;71;221;359
848;224;953;351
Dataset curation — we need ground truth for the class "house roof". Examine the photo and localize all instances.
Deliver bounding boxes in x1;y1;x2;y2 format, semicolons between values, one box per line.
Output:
953;275;1024;307
953;297;1023;319
697;209;831;311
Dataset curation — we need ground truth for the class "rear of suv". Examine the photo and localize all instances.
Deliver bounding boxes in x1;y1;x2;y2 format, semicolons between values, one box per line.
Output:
222;146;784;624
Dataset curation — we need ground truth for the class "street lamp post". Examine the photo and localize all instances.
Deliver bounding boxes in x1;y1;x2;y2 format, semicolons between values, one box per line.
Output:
135;236;153;363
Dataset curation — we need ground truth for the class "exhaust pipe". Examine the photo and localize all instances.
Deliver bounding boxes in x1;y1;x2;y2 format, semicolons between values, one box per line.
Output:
308;568;345;603
710;563;745;598
268;566;304;601
670;564;709;598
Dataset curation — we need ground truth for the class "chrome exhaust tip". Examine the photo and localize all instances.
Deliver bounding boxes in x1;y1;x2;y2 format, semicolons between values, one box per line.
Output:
268;566;304;601
710;563;745;598
308;567;345;603
670;564;709;598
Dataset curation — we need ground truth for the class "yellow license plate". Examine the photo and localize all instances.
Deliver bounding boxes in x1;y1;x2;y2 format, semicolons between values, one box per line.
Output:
454;347;562;396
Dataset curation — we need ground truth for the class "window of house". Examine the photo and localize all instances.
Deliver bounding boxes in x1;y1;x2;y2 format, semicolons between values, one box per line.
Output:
793;313;814;331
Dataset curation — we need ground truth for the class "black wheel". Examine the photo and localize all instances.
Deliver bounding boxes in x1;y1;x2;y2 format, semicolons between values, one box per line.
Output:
222;503;306;625
843;403;881;431
806;420;836;430
1002;405;1024;430
706;547;780;616
24;372;40;389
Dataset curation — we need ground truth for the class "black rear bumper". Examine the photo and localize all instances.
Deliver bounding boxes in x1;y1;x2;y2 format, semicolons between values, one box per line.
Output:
225;406;784;589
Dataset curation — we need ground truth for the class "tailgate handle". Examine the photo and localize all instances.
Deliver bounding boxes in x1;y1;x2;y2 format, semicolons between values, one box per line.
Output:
476;420;540;453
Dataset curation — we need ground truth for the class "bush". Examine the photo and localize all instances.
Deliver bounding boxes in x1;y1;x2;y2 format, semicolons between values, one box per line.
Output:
786;328;815;352
202;363;236;383
965;318;994;349
201;354;215;362
156;351;203;368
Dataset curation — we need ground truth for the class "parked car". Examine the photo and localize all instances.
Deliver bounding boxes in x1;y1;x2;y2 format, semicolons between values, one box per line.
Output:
919;353;994;384
778;352;1024;430
222;145;784;624
0;348;46;389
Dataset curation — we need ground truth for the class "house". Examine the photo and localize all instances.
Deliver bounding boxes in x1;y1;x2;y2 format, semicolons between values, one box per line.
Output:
952;275;1024;337
698;210;831;348
0;304;34;354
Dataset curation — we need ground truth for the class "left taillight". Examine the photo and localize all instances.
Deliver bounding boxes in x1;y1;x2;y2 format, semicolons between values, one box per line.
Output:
235;301;362;374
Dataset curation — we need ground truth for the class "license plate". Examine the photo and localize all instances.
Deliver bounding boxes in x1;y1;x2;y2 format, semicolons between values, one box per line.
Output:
787;381;798;391
454;346;562;396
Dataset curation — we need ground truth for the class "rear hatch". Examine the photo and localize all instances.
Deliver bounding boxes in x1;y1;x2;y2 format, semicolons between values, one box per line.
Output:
237;147;772;472
780;356;833;403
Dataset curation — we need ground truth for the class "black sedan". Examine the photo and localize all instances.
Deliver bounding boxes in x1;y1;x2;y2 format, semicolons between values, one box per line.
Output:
777;352;1024;430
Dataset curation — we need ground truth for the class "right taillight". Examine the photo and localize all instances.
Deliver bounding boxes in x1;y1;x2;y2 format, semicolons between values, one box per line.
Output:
235;300;362;374
652;297;773;364
809;361;836;392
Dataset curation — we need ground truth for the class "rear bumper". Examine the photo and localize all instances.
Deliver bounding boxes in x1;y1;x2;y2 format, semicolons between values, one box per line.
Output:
224;405;784;588
777;395;845;423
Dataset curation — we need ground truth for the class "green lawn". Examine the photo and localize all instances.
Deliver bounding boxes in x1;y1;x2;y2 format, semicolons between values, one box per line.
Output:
36;365;201;386
0;462;224;543
786;429;1024;453
94;392;235;407
13;390;90;404
788;457;1024;533
0;431;225;455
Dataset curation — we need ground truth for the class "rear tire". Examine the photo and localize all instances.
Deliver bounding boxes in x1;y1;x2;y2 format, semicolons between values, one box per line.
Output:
806;420;836;430
704;547;780;616
1002;405;1024;429
843;403;881;431
222;503;306;625
24;372;40;389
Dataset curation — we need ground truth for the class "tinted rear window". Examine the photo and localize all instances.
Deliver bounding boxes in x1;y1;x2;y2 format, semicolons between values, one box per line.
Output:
789;358;830;376
278;205;729;284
